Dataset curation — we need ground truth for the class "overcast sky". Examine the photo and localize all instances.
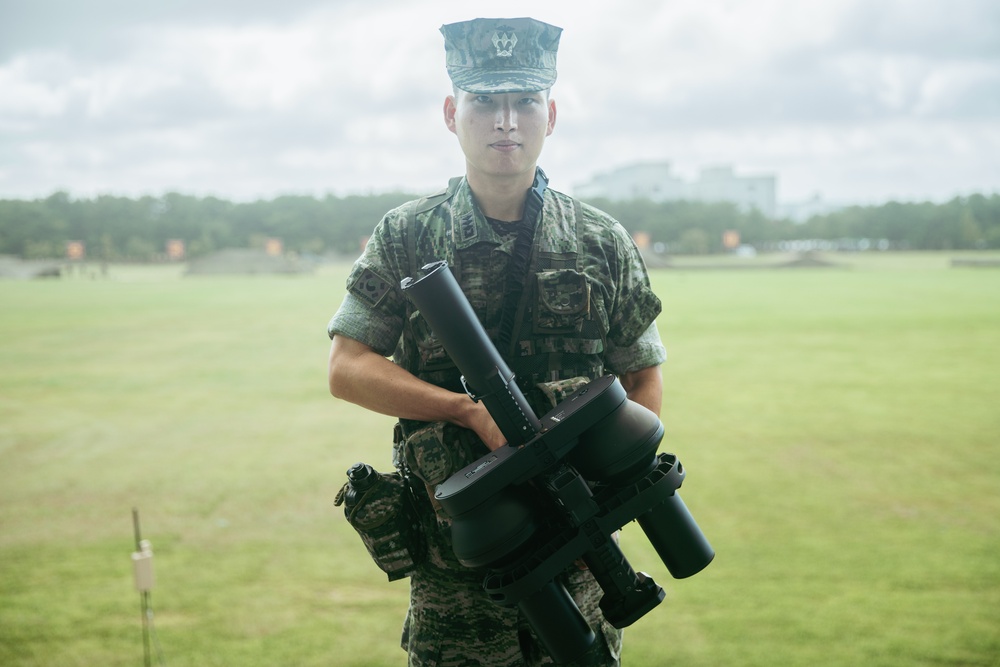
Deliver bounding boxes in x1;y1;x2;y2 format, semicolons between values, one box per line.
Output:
1;0;998;205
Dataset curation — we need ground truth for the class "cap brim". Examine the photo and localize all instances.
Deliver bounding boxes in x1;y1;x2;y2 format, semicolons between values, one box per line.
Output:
447;66;556;94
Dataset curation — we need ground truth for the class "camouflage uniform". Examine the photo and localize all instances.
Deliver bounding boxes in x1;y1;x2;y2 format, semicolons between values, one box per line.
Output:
328;176;666;666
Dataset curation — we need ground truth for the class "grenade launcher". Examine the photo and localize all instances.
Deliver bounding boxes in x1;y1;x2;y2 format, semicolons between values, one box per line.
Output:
401;260;714;664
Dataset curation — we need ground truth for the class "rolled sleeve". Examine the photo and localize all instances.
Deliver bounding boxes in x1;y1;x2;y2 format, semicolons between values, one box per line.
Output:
327;292;402;356
326;210;409;356
606;223;663;349
604;321;666;375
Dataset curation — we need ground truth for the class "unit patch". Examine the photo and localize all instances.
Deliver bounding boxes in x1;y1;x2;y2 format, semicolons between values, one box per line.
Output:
349;266;392;307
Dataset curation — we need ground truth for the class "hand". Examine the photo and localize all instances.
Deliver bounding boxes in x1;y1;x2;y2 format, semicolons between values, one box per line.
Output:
465;400;508;451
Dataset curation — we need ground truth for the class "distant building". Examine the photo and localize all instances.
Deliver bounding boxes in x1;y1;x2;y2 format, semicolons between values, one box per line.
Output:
573;163;686;202
573;162;777;218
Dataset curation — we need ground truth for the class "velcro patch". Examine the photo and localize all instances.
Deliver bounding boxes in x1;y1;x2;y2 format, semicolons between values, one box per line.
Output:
457;212;478;243
349;267;392;307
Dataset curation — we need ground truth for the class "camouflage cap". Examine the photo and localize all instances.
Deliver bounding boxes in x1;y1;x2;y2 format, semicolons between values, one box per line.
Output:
440;17;562;94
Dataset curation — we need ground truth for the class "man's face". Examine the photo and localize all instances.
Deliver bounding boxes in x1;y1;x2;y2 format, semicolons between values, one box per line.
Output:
444;90;557;183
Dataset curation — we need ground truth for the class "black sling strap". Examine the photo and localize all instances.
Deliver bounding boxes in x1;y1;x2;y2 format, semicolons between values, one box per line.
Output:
497;167;549;355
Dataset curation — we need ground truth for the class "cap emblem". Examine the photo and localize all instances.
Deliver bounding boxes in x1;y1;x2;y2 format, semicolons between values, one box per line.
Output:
492;30;517;57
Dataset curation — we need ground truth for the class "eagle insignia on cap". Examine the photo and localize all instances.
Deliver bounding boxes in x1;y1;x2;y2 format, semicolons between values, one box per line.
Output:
492;30;517;57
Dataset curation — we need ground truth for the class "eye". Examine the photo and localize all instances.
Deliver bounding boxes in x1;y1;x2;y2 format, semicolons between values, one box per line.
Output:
475;95;493;104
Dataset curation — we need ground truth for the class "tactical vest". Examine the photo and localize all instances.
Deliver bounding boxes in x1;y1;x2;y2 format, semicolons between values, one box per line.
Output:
394;177;608;419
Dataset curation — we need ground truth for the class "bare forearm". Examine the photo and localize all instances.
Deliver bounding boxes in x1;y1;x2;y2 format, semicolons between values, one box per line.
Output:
329;336;465;421
328;335;505;448
618;365;663;416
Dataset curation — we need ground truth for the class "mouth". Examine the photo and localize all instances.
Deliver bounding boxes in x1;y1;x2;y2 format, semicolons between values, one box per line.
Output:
490;140;520;152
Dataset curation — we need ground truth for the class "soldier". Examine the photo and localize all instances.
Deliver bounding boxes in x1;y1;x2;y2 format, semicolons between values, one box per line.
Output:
328;17;666;666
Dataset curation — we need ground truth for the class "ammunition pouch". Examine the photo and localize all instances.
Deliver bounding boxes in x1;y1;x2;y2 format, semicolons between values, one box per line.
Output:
396;421;488;530
400;421;486;487
334;466;426;581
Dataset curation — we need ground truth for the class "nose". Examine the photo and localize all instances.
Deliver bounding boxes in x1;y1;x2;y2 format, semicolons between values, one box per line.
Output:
495;102;517;132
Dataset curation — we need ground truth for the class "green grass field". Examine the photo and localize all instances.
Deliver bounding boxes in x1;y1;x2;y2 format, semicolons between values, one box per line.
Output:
1;253;998;666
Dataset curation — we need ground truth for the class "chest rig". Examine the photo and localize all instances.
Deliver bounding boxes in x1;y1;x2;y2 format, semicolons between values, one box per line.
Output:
396;174;609;412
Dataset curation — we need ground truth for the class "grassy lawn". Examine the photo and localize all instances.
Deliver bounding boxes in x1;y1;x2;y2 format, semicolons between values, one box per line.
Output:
1;253;998;666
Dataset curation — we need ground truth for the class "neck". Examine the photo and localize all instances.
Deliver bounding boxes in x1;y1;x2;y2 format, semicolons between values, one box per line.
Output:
465;167;537;221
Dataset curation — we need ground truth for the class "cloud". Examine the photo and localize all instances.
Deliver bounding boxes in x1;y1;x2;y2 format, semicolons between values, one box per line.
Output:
0;0;997;203
837;0;1000;59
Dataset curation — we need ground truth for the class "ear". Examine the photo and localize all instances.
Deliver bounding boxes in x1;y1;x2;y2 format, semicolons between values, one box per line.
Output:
443;95;458;135
546;98;557;136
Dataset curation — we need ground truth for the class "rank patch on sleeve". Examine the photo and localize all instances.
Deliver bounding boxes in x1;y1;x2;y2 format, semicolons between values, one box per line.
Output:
348;267;392;307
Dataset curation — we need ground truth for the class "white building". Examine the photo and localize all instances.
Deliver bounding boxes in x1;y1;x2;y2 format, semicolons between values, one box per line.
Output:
573;162;777;218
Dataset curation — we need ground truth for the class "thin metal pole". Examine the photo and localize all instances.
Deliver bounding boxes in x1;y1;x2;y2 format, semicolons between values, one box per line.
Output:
133;508;151;667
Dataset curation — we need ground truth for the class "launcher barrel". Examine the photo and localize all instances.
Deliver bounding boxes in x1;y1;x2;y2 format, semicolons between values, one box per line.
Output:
400;260;542;446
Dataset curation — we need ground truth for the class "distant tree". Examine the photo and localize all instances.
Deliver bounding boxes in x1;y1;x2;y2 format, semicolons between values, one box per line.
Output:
1;190;997;259
676;228;711;255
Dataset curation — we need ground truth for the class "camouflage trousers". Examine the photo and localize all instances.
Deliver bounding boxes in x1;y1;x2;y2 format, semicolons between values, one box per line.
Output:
400;546;622;666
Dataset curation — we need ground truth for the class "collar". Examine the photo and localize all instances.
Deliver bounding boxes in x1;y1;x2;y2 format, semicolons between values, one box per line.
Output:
449;176;568;252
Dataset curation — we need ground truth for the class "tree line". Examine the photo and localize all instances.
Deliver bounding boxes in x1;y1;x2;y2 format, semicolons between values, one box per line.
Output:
1;190;998;261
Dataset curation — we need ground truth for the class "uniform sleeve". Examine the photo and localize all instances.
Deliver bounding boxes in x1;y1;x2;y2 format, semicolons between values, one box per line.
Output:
604;320;667;375
326;211;409;356
606;223;663;349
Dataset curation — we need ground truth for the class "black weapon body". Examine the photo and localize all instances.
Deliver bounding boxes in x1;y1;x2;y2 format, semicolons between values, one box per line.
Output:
401;260;713;664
